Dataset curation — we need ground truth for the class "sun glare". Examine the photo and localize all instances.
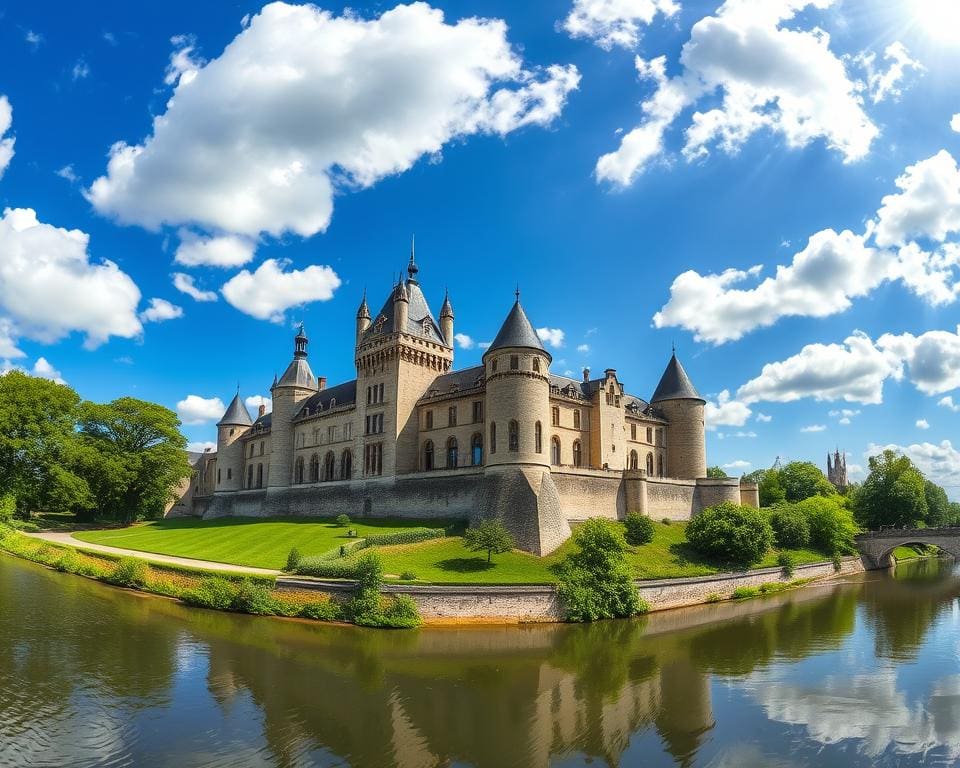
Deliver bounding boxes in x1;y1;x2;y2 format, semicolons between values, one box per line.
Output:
910;0;960;43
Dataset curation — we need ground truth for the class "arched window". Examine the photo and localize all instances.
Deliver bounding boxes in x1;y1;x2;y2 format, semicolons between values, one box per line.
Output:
573;440;582;467
309;453;320;483
551;437;561;466
533;358;541;373
295;456;304;484
471;433;483;466
646;452;654;475
447;437;459;468
490;422;497;454
247;464;253;488
508;420;519;452
424;440;434;471
657;455;664;478
256;464;263;488
323;452;335;481
629;450;638;470
341;450;352;480
535;421;542;453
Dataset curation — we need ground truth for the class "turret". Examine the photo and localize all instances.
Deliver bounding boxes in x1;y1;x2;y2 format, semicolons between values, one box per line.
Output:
393;277;409;334
215;390;252;492
356;290;371;343
268;324;317;489
651;351;706;479
482;292;552;469
440;290;454;348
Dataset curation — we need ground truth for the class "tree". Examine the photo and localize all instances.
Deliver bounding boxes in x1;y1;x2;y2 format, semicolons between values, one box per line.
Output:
76;397;192;523
706;466;727;478
780;461;835;502
624;512;654;546
0;371;92;518
686;501;773;567
795;496;858;554
769;504;811;548
854;450;927;530
463;518;515;562
924;480;952;527
554;518;642;622
745;468;787;507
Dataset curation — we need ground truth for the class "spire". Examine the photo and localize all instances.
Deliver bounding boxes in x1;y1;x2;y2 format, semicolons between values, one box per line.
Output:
485;293;550;360
357;289;370;319
294;323;308;359
651;351;704;404
218;391;253;427
440;288;453;318
407;235;419;283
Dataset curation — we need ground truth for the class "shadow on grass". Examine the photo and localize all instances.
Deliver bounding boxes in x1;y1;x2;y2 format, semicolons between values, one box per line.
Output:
667;541;737;572
121;516;467;534
436;557;495;573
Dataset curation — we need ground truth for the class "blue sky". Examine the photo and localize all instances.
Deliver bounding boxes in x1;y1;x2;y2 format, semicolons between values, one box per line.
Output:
1;0;960;493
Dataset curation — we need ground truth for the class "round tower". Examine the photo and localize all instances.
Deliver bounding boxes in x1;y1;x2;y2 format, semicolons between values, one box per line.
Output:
440;290;454;348
215;391;252;492
356;290;371;344
393;278;409;334
651;352;706;479
482;294;552;469
268;324;317;489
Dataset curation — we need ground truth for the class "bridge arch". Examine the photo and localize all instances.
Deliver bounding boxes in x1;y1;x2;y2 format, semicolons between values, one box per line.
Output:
855;528;960;569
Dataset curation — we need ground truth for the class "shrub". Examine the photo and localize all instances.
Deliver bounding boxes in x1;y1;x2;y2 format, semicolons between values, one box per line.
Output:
11;520;39;532
832;553;843;572
55;549;80;573
777;550;795;578
705;593;722;603
0;494;15;523
349;553;386;625
232;579;278;615
463;518;515;562
182;577;238;610
661;518;672;525
554;518;641;622
335;514;351;527
796;496;858;554
635;597;650;615
624;512;654;546
732;586;760;599
770;505;811;549
686;502;774;567
295;557;362;579
106;557;149;588
399;570;418;581
285;547;302;572
301;599;344;621
364;528;444;547
379;595;422;628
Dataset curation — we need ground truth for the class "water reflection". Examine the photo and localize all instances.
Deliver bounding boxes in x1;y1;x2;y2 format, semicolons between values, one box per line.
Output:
2;555;959;767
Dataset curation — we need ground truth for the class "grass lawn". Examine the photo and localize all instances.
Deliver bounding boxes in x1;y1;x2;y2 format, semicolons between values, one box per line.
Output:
892;544;937;562
72;516;452;570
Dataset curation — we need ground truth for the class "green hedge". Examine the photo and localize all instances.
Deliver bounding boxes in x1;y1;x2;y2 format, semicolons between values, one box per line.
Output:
294;557;363;579
363;528;444;547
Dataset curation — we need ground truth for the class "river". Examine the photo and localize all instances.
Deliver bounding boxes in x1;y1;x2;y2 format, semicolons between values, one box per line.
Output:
2;554;960;767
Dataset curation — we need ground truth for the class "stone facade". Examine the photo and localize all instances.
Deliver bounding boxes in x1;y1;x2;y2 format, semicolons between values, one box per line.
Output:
188;253;747;554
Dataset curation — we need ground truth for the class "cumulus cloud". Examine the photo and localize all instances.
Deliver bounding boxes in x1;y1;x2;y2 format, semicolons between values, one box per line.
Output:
952;114;960;133
221;258;341;322
173;272;218;302
537;327;566;348
87;2;579;254
1;356;67;385
855;41;922;104
0;207;143;349
139;298;183;323
939;396;960;413
174;232;255;268
874;150;960;248
876;325;960;395
916;419;930;429
165;34;205;87
755;412;772;423
868;440;960;492
176;394;226;425
0;96;14;179
187;440;217;453
704;389;752;430
596;0;877;186
829;407;860;425
724;459;751;470
454;333;475;350
245;394;272;413
561;0;678;50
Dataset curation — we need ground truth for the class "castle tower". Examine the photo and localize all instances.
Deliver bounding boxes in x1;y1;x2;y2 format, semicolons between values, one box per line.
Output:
440;290;454;349
651;352;706;479
827;448;847;492
215;390;252;492
268;324;317;489
356;290;371;344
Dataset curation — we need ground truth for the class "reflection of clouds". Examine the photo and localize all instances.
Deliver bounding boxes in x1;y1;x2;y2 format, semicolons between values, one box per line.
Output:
706;742;798;768
746;671;960;759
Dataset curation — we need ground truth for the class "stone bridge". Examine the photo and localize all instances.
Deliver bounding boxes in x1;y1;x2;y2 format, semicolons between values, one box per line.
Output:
855;528;960;568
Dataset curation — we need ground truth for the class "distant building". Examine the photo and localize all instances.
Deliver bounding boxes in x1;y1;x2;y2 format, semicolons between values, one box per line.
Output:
827;449;847;492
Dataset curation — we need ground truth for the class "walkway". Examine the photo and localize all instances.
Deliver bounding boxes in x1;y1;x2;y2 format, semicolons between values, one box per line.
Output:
23;531;281;577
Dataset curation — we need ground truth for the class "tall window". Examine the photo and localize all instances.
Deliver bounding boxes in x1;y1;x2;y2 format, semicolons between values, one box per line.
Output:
218;468;221;484
424;440;434;471
323;452;336;481
259;441;264;456
533;358;540;373
256;464;263;488
446;437;458;468
551;437;561;466
472;401;483;423
249;444;254;458
295;456;304;484
490;422;497;454
471;433;483;466
365;413;384;434
573;410;581;429
573;440;582;467
310;453;320;483
551;406;560;426
364;443;383;476
491;358;498;373
535;421;542;453
425;410;433;430
630;424;637;440
247;464;253;488
510;355;519;370
658;455;664;477
508;420;519;452
327;425;337;442
646;453;654;475
646;427;653;443
341;450;352;480
629;450;638;470
344;423;352;440
448;406;457;427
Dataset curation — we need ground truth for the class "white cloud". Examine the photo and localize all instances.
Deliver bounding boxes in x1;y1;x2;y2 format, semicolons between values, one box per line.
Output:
72;58;90;81
874;150;960;248
577;343;590;353
654;229;890;344
537;327;566;348
24;30;42;47
165;34;205;87
596;0;877;186
245;394;272;413
478;341;491;350
454;333;475;350
0;356;67;385
723;459;751;470
176;394;226;425
801;424;826;432
917;419;930;429
561;0;678;50
738;331;903;405
939;395;960;412
715;430;757;439
173;272;217;302
829;408;860;426
0;318;23;359
87;3;579;252
0;207;143;349
55;164;79;183
0;96;14;180
187;440;217;454
755;412;772;423
139;297;183;323
174;231;256;268
952;114;960;133
876;325;960;395
704;389;752;430
868;440;960;492
855;41;922;104
221;258;341;322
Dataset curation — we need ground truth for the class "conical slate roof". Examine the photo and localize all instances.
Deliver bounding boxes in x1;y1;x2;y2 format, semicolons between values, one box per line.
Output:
485;299;550;359
217;392;253;427
651;353;703;403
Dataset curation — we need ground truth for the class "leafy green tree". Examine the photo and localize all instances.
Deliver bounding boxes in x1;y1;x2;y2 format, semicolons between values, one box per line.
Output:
0;371;92;518
554;518;642;622
854;450;927;530
780;461;835;502
463;517;515;562
624;512;654;546
686;501;773;567
795;496;858;554
706;466;727;478
924;480;952;527
769;504;811;548
76;397;192;523
744;468;787;507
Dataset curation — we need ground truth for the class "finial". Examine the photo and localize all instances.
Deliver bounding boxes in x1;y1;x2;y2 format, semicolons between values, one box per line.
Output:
515;285;520;301
672;341;676;355
407;235;419;280
236;382;240;394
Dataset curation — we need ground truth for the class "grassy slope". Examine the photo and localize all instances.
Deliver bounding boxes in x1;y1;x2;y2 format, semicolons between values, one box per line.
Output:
73;517;448;570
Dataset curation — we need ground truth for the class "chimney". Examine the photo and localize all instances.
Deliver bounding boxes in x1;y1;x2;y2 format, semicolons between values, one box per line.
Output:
582;367;590;383
318;376;327;391
258;404;266;418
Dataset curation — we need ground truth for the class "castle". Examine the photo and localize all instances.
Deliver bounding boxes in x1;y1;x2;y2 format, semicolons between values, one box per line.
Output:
827;449;848;492
179;253;757;554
